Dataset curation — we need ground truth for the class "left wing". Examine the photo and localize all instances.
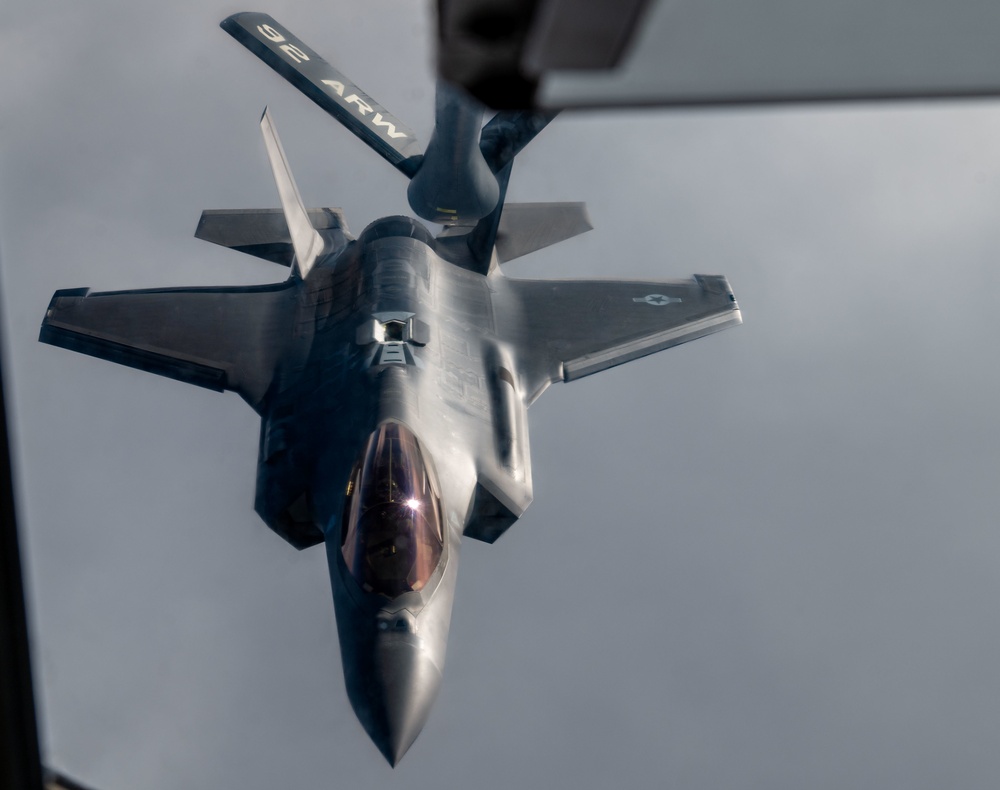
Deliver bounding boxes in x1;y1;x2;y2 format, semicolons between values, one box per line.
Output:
39;283;298;411
497;274;741;402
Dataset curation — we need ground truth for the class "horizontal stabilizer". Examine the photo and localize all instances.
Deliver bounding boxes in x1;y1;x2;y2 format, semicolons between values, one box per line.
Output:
495;202;592;263
222;13;422;176
196;208;349;266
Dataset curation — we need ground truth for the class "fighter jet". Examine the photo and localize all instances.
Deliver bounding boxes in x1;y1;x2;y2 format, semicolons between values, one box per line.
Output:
38;13;741;765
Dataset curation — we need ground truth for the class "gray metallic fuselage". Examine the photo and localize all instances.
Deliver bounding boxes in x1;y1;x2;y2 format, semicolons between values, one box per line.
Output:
256;217;526;764
40;203;741;765
39;14;743;762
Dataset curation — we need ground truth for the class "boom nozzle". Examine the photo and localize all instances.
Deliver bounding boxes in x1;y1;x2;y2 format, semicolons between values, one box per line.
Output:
407;82;500;225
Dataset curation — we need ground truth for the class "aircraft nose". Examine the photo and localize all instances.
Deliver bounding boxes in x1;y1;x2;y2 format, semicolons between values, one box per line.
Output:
357;635;443;766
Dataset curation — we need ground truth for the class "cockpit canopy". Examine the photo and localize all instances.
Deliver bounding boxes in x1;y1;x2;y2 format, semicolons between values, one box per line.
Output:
341;422;444;598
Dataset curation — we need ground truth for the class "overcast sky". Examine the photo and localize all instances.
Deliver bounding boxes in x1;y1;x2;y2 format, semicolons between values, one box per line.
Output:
4;2;1000;788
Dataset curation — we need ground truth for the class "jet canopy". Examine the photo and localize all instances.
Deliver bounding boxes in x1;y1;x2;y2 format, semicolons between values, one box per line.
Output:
341;422;444;598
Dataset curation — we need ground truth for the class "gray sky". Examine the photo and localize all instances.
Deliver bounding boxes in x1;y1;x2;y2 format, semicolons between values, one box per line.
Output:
4;2;1000;788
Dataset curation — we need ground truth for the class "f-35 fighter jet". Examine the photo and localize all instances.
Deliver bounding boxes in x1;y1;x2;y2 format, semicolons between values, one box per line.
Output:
39;13;741;765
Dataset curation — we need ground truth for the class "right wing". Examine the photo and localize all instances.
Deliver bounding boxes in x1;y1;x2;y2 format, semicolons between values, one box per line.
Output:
39;282;298;411
498;274;741;402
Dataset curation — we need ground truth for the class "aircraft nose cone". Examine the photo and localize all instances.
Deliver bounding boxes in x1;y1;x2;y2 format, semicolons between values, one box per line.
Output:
355;636;443;766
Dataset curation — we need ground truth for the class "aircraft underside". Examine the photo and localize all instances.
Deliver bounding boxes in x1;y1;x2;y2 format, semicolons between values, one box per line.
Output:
38;11;741;765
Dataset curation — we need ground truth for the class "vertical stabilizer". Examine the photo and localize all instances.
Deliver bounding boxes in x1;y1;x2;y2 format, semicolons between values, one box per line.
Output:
259;108;325;279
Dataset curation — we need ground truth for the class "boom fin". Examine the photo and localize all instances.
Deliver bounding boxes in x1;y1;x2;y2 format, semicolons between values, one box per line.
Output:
259;108;325;279
222;12;423;176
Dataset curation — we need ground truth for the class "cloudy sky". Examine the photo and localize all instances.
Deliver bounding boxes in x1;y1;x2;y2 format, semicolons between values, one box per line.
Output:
4;2;1000;788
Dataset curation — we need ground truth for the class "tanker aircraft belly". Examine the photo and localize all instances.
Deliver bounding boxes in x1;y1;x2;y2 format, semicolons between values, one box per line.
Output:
38;12;742;765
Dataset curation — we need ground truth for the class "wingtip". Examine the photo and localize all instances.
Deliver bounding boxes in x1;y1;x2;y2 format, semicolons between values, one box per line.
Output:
219;12;243;32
